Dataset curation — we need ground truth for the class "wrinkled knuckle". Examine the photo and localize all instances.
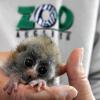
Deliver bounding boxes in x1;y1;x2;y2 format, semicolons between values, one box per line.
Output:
69;86;78;98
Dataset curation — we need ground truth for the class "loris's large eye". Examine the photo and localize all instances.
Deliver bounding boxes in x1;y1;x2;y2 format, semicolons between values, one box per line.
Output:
37;62;48;76
24;57;33;67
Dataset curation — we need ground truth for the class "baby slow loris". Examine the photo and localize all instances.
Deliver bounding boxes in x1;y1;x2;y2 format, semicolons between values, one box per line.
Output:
1;36;62;95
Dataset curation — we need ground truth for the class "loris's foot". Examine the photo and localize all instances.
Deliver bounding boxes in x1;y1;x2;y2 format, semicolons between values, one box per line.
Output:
29;79;46;92
3;74;20;95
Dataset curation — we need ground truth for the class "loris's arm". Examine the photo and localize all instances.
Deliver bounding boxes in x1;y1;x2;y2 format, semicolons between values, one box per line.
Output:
3;73;21;95
1;53;23;95
2;65;22;95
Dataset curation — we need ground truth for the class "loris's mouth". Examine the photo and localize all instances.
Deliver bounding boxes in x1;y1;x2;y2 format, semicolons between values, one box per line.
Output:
21;75;40;86
21;74;45;87
21;74;34;84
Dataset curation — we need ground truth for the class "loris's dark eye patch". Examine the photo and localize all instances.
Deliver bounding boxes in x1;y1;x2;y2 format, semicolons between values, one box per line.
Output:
24;57;33;67
24;57;36;67
38;66;48;75
37;61;48;76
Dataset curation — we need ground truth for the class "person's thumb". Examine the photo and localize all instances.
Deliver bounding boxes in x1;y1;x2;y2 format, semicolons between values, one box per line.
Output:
66;48;95;100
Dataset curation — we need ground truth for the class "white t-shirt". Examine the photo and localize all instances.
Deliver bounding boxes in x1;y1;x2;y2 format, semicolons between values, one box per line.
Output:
0;0;100;99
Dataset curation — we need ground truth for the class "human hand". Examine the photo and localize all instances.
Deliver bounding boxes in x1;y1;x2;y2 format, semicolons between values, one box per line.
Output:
59;48;95;100
0;71;77;100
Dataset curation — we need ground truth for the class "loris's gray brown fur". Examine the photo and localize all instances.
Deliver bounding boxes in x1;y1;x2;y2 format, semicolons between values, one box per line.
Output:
1;36;61;95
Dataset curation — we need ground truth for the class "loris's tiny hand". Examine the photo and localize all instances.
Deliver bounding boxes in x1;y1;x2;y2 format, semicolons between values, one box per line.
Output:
29;79;46;92
3;74;20;95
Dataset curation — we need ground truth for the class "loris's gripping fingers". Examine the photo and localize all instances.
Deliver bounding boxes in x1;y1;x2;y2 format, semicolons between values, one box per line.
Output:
7;82;19;94
3;80;15;95
29;80;46;92
40;80;47;90
29;80;38;87
7;82;15;95
13;82;18;92
3;80;18;95
36;82;42;92
36;80;47;92
3;80;11;91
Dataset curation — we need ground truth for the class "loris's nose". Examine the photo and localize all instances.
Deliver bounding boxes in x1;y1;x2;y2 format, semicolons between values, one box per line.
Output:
26;68;38;80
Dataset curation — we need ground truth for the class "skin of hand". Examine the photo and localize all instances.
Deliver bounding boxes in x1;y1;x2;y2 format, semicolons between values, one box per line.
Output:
59;48;95;100
0;48;95;100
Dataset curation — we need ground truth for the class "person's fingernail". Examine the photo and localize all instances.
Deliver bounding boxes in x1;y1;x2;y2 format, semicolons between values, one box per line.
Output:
78;48;84;65
68;48;84;67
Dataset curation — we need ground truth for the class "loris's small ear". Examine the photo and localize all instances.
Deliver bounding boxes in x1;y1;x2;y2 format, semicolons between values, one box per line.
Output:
16;44;27;53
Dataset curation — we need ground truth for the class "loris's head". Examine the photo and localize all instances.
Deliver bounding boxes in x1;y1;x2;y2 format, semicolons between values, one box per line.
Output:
12;36;61;83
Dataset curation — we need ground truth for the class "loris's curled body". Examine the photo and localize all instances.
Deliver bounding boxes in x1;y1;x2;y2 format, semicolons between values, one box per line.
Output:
1;36;61;94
